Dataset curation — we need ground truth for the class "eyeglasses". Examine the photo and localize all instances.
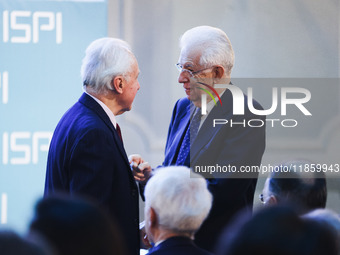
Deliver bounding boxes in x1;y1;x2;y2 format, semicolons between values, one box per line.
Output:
259;193;265;204
176;63;215;77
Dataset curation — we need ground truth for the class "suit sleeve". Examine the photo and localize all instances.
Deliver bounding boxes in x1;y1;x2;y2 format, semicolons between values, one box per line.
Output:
161;99;181;166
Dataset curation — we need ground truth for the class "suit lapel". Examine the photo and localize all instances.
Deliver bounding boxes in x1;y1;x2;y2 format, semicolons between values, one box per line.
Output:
78;93;131;169
190;89;233;164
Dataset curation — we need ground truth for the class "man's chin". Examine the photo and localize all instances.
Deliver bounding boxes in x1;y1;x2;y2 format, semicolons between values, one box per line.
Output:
117;106;132;115
187;94;197;100
186;96;201;107
125;106;132;112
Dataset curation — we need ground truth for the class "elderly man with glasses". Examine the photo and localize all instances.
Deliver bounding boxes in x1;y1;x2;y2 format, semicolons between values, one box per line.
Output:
162;26;266;252
259;160;327;214
133;26;266;252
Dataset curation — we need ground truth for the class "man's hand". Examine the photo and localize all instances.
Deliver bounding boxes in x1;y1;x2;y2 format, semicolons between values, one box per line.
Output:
128;154;152;183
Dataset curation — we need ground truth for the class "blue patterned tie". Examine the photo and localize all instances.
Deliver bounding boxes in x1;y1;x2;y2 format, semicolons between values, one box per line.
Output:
176;107;201;166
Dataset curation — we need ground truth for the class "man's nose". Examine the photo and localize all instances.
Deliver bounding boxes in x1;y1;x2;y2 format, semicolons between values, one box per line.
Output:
178;71;190;84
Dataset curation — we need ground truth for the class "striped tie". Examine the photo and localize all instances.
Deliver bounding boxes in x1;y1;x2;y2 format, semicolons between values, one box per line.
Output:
176;107;201;166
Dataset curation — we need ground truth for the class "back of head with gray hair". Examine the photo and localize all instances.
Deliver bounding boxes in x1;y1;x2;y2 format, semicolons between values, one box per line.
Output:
179;26;234;75
144;166;212;235
81;37;135;94
268;159;327;213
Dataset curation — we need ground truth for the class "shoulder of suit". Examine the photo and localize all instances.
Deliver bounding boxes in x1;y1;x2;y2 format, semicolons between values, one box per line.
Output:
175;97;190;109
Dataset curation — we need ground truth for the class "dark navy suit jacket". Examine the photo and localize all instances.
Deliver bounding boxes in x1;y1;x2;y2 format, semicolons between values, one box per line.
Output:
147;236;212;255
163;89;266;251
44;93;140;255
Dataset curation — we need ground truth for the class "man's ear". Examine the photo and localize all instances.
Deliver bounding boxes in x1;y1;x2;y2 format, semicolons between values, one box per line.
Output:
267;195;278;205
149;207;158;228
213;65;225;79
111;76;124;94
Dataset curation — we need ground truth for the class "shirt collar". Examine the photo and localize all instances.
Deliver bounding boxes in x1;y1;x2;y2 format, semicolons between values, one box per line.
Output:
154;239;165;247
84;91;117;129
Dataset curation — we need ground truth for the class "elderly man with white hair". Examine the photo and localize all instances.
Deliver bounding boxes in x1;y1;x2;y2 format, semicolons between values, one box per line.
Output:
44;37;143;255
144;166;213;255
161;26;266;251
131;26;266;251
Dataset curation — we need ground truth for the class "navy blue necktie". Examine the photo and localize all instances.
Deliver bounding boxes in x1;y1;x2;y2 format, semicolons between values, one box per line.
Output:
176;107;201;166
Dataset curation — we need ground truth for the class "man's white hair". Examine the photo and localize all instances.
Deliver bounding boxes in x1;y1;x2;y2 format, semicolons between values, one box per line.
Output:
80;37;135;94
144;166;212;235
179;26;234;75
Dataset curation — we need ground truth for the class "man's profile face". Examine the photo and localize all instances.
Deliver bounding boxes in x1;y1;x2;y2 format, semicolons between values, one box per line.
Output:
120;58;140;112
177;47;214;107
144;207;154;243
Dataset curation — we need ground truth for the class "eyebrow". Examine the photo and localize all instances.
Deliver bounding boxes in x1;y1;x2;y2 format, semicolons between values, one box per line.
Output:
183;62;194;69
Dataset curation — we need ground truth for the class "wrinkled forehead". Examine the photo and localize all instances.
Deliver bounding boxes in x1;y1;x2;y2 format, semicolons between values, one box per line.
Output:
130;54;140;73
178;46;203;68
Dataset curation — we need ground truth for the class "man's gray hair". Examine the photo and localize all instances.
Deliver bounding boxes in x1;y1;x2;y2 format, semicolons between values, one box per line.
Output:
144;166;212;235
80;37;135;94
179;26;234;75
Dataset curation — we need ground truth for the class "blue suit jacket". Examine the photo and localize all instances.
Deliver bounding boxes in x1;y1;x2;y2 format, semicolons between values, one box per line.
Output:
44;93;140;255
163;89;266;251
147;236;212;255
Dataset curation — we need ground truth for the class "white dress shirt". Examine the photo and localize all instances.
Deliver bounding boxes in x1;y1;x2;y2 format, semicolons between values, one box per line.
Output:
85;91;117;129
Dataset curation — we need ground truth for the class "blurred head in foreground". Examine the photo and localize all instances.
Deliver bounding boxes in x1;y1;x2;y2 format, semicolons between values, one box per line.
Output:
28;195;125;255
217;206;338;255
0;230;47;255
261;160;327;214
